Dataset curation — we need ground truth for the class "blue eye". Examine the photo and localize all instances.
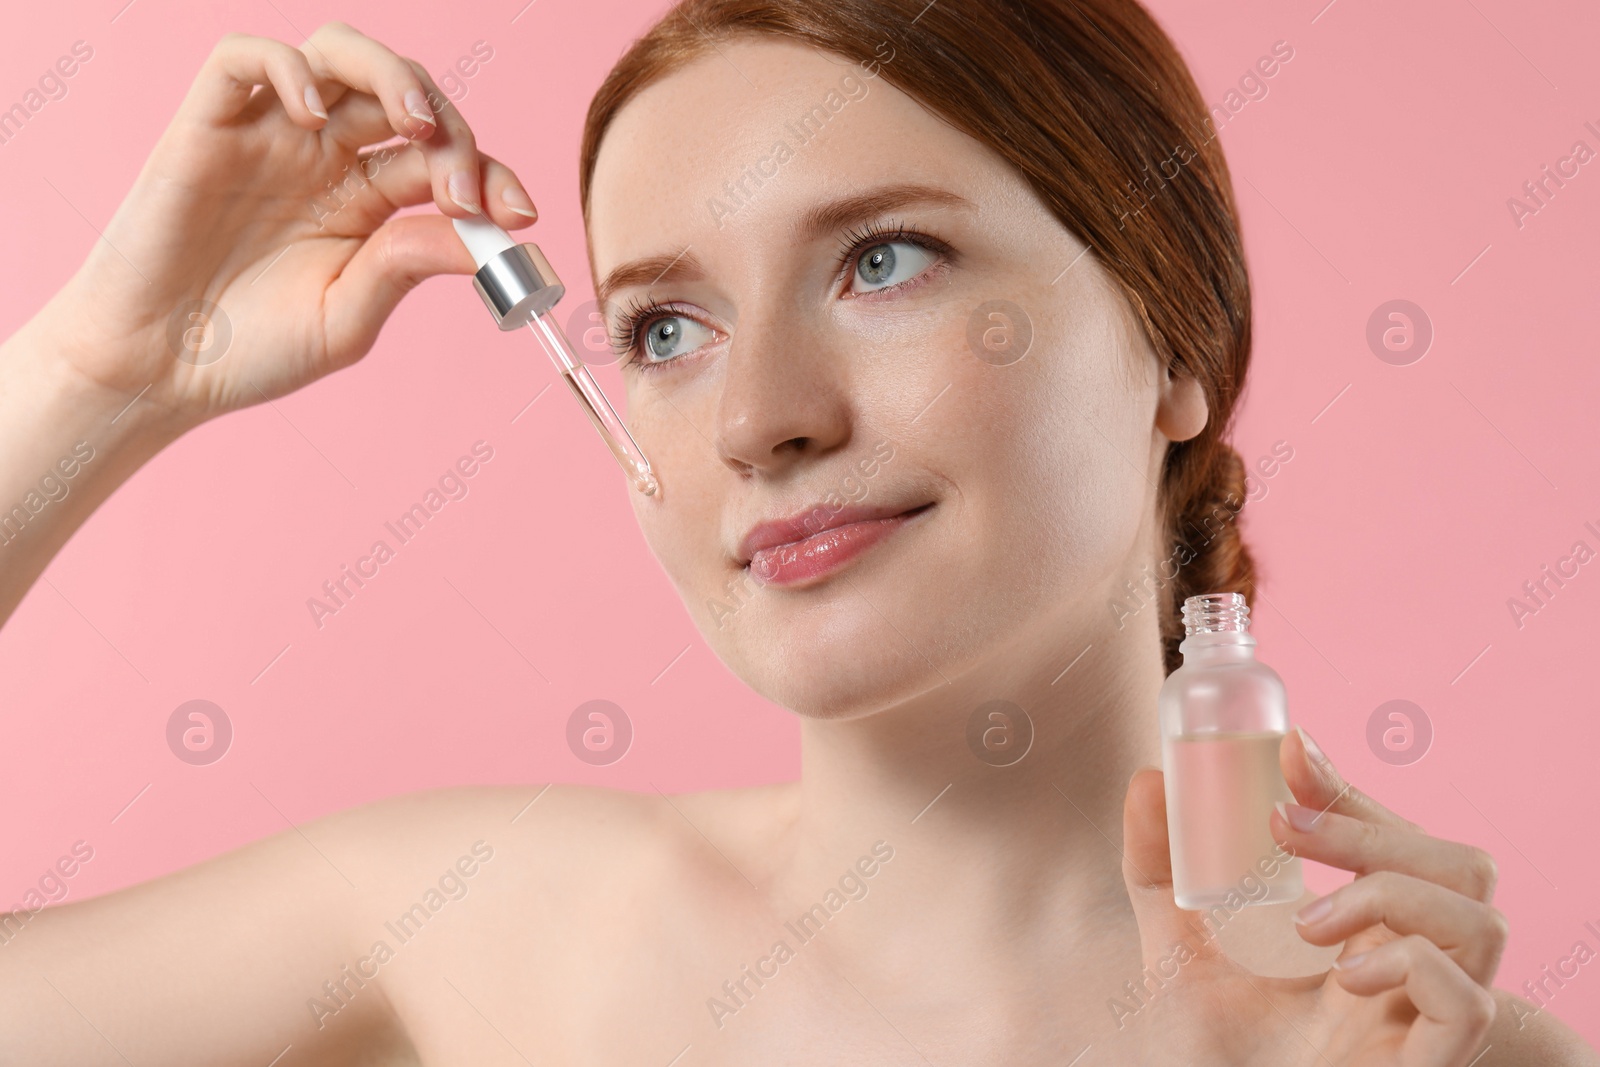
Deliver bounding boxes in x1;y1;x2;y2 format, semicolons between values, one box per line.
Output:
639;314;715;365
850;240;937;293
611;223;952;373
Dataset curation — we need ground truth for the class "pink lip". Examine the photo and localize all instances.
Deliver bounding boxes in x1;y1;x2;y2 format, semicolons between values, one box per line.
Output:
739;501;935;587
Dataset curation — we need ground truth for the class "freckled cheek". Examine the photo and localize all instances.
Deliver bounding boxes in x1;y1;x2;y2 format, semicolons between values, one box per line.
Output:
866;302;966;363
933;349;1134;588
842;313;978;437
632;503;728;622
626;421;728;589
624;385;706;481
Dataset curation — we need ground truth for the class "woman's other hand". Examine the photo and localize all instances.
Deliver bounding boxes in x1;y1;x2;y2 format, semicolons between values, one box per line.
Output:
1117;727;1595;1065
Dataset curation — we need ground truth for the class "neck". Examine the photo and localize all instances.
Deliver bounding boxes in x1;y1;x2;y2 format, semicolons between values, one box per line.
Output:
769;602;1168;997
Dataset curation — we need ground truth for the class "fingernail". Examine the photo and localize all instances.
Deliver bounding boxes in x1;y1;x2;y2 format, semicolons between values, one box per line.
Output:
448;171;481;214
501;185;538;219
404;88;435;127
1296;725;1329;767
1293;894;1333;925
1332;950;1368;971
304;84;329;120
1276;800;1321;833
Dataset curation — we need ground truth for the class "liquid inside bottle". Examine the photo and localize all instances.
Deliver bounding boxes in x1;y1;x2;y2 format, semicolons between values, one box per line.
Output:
1159;593;1303;909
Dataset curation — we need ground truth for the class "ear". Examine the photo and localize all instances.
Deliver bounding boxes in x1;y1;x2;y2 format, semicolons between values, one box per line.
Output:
1155;363;1208;443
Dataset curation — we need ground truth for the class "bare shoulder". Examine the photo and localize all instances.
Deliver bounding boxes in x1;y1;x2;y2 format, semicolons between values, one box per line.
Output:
314;778;798;878
313;777;802;938
313;778;800;1051
304;781;687;902
0;780;794;1064
1478;990;1600;1066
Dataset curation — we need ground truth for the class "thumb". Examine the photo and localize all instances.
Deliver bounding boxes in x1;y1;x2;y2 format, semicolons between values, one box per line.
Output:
1122;765;1226;972
323;213;482;364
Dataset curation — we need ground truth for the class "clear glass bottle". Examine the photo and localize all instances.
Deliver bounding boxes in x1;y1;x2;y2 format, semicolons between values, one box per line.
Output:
1158;592;1303;909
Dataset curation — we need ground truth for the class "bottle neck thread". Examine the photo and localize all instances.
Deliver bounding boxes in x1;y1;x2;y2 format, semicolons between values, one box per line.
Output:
1182;592;1250;636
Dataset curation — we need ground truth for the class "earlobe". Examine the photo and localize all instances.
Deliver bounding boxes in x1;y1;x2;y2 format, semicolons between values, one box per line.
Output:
1155;369;1208;443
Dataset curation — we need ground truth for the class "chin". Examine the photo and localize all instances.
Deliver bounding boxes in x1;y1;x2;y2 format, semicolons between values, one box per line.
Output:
716;578;983;720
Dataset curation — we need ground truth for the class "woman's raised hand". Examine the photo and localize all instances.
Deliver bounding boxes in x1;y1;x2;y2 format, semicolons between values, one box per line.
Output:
40;21;536;432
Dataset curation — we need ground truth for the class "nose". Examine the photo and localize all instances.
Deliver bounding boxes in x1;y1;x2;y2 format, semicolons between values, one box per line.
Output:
712;313;853;478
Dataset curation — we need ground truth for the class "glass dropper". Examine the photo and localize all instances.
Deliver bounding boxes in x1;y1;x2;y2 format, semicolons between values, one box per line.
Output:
526;310;658;497
453;215;659;499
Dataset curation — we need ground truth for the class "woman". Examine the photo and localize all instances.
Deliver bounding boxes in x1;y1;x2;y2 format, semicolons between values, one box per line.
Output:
0;1;1593;1063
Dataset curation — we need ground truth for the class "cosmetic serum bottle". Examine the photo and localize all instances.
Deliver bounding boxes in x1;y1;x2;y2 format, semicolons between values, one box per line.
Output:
1158;592;1303;909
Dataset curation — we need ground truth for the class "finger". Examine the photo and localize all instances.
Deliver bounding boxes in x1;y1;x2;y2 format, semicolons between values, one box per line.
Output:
1330;935;1497;1067
1120;767;1227;972
322;214;479;365
182;33;330;129
396;59;487;218
480;152;539;225
296;26;484;219
1292;871;1508;984
1283;725;1423;833
310;146;537;236
321;93;428;150
1271;801;1499;903
355;143;538;229
295;23;446;154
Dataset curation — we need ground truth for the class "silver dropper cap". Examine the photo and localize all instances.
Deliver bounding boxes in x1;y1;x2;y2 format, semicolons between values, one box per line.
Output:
470;242;565;330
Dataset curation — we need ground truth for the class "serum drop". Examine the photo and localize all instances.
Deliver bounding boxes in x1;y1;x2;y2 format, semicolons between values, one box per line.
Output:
1159;592;1302;909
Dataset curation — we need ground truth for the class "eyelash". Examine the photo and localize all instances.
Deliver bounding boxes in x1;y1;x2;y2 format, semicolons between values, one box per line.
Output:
608;218;954;373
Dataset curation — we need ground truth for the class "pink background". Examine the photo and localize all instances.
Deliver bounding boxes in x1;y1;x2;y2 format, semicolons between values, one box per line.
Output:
3;0;1597;1042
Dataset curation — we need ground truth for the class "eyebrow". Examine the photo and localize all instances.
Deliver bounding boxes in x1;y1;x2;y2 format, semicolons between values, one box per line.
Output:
595;182;974;305
795;182;973;245
596;247;705;308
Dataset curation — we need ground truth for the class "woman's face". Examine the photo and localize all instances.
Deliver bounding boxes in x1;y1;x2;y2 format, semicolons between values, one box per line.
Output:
587;38;1195;719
